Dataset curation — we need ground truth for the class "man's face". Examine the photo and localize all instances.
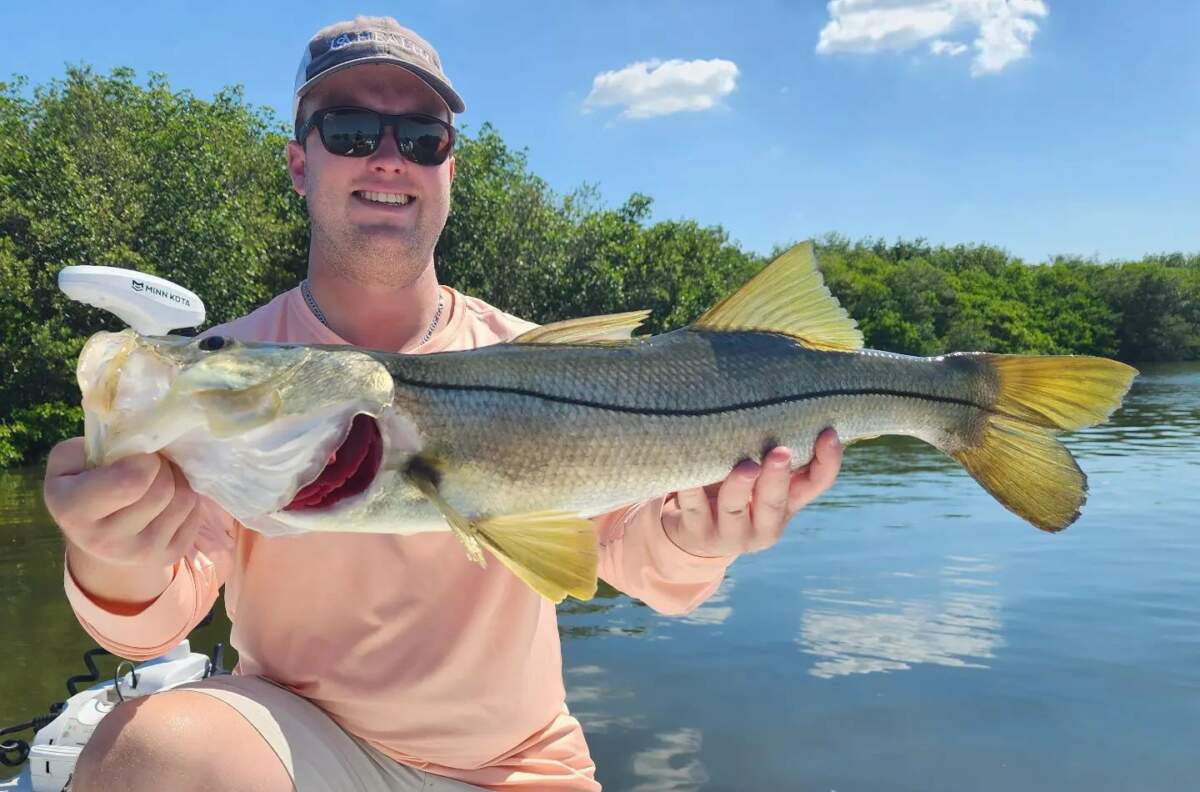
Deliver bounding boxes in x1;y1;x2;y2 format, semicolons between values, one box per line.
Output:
286;64;456;288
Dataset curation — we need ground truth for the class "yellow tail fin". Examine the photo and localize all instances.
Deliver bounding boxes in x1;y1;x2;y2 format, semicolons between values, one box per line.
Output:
952;354;1137;531
986;354;1139;430
475;512;599;603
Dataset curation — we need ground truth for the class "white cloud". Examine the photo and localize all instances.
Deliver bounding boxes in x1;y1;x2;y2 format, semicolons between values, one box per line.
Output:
930;38;968;56
816;0;1049;76
584;58;739;120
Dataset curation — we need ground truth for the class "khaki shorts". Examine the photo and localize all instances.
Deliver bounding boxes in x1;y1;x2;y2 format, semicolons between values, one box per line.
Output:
176;675;485;792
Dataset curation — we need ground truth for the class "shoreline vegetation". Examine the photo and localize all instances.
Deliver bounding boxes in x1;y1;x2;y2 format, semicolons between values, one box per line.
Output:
1;67;1197;467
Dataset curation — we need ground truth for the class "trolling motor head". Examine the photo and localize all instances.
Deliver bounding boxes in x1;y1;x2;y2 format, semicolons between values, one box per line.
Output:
58;265;206;334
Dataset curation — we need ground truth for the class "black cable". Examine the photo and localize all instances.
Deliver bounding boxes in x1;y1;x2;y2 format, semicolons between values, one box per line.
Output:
1;737;29;768
66;647;112;696
0;712;58;766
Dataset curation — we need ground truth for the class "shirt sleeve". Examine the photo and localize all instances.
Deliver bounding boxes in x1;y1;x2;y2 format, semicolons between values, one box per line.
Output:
63;496;236;661
594;496;736;616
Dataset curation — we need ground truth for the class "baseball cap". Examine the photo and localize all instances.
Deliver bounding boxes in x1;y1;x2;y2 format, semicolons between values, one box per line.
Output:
292;17;465;133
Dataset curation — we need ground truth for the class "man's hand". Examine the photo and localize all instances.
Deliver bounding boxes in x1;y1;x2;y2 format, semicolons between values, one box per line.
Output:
662;429;842;558
44;437;204;607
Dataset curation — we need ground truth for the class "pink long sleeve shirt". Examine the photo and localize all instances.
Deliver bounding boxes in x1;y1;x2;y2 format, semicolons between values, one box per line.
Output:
65;285;734;790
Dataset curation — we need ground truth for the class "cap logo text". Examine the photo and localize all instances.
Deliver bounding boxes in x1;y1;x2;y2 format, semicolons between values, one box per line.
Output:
327;29;436;67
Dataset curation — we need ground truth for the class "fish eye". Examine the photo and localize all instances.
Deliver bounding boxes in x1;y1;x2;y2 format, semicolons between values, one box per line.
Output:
198;335;225;352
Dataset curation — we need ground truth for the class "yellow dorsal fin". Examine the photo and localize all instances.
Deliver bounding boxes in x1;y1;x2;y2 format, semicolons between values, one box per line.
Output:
691;241;863;351
512;310;652;345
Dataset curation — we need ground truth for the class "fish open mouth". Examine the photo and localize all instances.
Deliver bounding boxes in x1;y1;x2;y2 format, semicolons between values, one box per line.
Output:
284;414;382;511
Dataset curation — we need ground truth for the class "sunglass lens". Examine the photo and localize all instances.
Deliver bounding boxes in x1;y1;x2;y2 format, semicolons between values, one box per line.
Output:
396;119;453;165
321;110;382;156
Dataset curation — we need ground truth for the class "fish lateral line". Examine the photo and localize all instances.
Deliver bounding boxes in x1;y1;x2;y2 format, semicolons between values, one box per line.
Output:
387;376;991;417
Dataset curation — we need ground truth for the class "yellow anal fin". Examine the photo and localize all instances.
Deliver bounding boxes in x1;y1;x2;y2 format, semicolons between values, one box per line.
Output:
691;241;863;352
952;416;1086;533
979;353;1139;431
474;512;599;603
512;310;652;345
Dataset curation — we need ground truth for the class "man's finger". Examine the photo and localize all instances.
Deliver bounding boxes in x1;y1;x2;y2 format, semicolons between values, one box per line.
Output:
44;437;87;479
809;429;842;490
95;457;177;540
716;460;757;544
787;430;842;512
45;449;165;525
162;505;205;562
142;464;199;554
673;485;716;546
751;447;793;544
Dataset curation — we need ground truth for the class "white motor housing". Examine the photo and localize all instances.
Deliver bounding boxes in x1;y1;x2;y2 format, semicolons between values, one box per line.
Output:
58;266;206;335
2;641;211;792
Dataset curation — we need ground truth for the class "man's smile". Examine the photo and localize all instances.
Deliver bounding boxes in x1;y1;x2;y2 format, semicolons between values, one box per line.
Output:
353;189;416;208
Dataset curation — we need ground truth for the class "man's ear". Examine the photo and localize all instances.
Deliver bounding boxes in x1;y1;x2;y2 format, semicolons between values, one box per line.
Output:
286;140;307;196
448;155;456;185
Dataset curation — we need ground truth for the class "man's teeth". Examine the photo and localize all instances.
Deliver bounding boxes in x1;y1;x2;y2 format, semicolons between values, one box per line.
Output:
359;191;412;205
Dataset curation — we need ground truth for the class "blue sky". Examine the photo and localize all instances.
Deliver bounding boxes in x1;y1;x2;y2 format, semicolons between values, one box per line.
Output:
3;0;1196;263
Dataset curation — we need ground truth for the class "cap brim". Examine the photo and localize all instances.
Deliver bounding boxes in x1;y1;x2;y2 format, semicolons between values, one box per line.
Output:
294;56;466;118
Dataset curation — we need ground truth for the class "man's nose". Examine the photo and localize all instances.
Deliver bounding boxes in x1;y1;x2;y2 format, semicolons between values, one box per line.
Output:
370;125;411;171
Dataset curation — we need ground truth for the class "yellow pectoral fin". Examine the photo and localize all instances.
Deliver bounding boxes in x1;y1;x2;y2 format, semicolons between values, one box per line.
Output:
474;512;599;603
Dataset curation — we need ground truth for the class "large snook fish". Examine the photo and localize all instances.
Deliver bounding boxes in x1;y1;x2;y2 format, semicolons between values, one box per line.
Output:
76;243;1137;603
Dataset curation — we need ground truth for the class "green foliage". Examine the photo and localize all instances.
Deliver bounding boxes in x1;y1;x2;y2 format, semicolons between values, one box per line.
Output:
0;67;1196;469
0;402;82;467
813;234;1193;360
1093;260;1200;361
0;66;308;465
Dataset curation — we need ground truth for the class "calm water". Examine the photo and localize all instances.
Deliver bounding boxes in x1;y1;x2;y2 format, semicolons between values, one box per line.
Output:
2;364;1197;790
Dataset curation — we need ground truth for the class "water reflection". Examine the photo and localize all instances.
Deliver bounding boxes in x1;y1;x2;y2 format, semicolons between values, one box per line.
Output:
564;664;644;734
630;728;709;792
678;577;734;627
558;580;652;640
798;556;1003;679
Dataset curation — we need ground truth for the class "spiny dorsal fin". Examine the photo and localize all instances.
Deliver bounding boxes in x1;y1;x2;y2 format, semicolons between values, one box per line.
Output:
512;310;652;345
691;241;863;351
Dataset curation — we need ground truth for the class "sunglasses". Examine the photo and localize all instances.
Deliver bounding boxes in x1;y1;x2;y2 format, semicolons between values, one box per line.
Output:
297;107;456;166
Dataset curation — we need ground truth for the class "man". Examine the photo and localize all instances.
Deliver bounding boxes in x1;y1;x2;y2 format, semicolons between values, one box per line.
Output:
43;17;842;792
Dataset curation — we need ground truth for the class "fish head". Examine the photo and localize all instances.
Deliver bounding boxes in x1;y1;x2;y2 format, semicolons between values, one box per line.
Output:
77;329;396;520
